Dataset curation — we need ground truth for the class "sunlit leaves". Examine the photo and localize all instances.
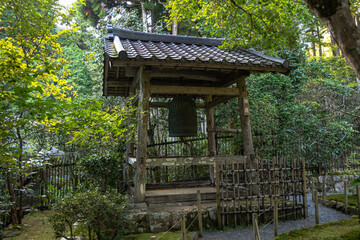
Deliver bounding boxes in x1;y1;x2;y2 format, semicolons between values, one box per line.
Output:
166;0;312;53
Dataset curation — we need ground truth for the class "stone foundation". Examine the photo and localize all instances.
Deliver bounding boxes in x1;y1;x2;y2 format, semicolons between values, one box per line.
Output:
322;198;358;215
126;202;218;233
126;201;304;234
306;174;358;194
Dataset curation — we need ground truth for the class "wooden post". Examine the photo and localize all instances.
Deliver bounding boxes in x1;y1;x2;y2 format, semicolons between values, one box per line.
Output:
322;174;326;203
311;178;314;201
274;197;278;237
134;68;150;203
314;190;319;225
252;213;260;240
236;76;254;157
216;160;222;229
205;97;216;184
356;185;360;224
302;158;308;218
181;215;186;240
344;181;348;214
197;190;203;237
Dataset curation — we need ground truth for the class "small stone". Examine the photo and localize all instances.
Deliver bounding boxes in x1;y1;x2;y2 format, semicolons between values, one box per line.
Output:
3;231;21;238
188;231;199;240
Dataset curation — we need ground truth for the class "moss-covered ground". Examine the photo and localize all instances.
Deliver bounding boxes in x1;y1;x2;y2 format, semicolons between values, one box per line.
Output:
3;210;55;240
275;216;360;240
2;210;193;240
326;193;359;207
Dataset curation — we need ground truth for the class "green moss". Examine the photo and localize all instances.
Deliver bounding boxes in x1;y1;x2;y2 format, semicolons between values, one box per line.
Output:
275;216;360;240
326;194;359;207
3;210;55;240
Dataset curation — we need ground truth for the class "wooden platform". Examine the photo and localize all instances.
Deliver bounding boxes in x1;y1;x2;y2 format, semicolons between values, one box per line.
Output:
145;182;216;204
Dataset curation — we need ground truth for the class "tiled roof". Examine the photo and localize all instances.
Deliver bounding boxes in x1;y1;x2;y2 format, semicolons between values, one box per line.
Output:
104;26;292;70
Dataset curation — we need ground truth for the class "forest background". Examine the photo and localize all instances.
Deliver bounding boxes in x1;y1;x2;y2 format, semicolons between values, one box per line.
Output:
0;0;360;232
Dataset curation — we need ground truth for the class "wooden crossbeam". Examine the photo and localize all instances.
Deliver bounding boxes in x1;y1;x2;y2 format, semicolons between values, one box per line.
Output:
107;81;131;87
149;101;205;108
126;68;220;81
146;156;245;167
207;95;237;108
150;85;239;96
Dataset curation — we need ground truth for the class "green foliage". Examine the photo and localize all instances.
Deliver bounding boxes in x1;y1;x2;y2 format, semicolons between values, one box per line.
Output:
50;190;130;240
349;177;360;190
166;0;312;52
77;151;125;192
0;0;77;225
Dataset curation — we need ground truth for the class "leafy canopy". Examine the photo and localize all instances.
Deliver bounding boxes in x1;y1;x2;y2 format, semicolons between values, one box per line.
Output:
166;0;312;52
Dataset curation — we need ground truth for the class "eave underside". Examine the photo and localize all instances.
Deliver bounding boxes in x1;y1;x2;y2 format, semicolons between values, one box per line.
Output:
104;59;288;102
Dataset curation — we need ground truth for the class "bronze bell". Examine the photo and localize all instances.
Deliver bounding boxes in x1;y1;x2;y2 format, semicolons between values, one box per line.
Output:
168;95;197;137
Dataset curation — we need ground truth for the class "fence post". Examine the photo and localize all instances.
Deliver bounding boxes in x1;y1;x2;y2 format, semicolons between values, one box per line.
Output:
274;197;278;237
181;215;186;240
311;178;314;201
322;174;326;203
344;181;348;214
302;158;308;218
357;185;360;224
314;190;319;225
252;213;260;240
197;190;203;237
216;160;222;229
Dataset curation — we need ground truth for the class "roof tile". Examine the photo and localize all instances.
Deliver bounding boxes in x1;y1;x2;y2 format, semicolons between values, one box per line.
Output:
104;27;293;70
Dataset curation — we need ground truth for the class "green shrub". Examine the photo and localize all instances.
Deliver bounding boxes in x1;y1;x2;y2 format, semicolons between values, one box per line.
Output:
77;151;124;192
50;189;130;240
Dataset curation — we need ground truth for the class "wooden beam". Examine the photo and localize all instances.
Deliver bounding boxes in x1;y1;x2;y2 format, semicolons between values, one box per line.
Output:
215;128;242;134
104;60;109;96
116;66;119;79
107;81;131;87
150;85;239;96
126;68;221;81
237;76;254;156
112;60;291;74
134;68;150;203
130;66;143;94
146;156;245;167
207;95;237;108
149;101;205;108
205;98;216;184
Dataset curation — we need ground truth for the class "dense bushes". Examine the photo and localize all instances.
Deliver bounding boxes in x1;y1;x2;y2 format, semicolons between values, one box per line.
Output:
50;189;130;240
76;151;125;192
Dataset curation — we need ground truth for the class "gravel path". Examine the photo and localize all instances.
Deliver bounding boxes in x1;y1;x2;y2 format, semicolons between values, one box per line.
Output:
202;196;350;240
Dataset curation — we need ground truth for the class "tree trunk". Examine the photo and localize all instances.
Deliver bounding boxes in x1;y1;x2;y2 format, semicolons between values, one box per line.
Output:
305;0;360;79
311;29;316;56
316;25;322;57
172;18;178;35
331;35;340;56
7;175;18;225
141;0;148;32
16;127;23;224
